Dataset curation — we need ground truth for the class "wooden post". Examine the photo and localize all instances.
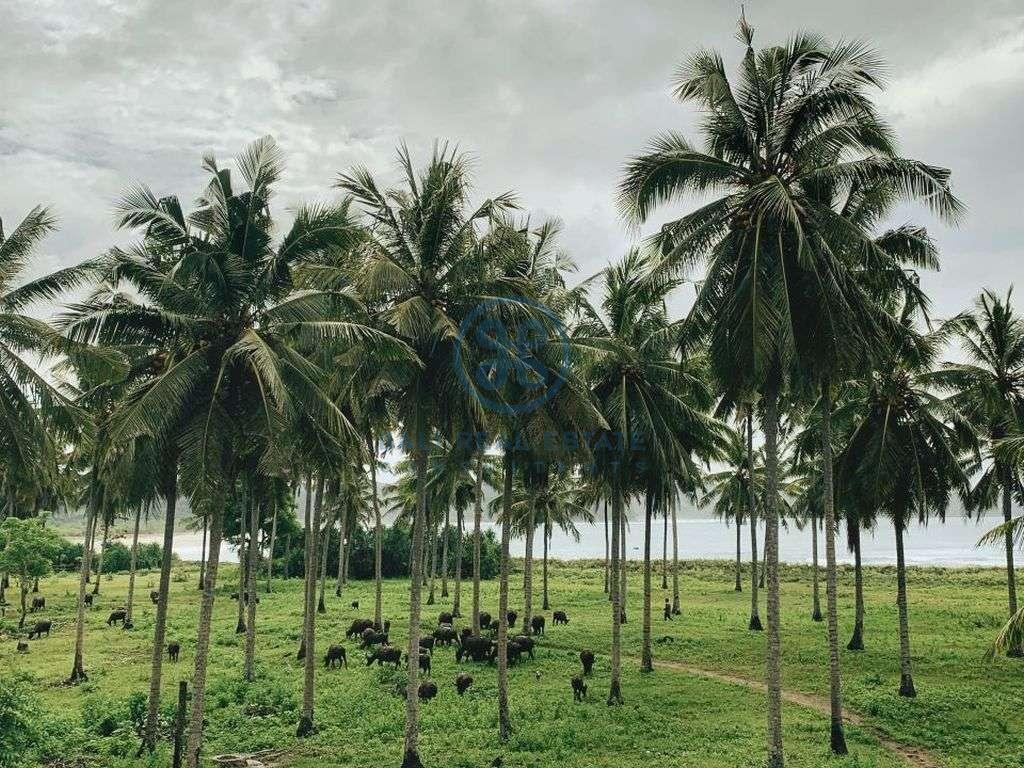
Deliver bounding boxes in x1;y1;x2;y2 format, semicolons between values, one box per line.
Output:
172;681;187;768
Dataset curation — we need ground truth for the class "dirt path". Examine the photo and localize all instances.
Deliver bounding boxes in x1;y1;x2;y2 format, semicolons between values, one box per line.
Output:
543;642;940;768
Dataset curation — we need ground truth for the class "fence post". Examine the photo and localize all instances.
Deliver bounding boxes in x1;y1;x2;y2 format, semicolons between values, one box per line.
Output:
171;680;187;768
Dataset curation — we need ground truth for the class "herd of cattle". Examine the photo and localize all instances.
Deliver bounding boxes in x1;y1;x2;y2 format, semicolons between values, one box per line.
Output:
12;590;594;703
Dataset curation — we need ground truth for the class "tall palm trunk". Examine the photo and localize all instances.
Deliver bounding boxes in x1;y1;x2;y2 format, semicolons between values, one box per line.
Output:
1002;466;1020;654
661;508;668;590
847;516;865;650
401;450;429;768
734;514;743;591
821;390;847;752
762;393;784;768
92;516;108;595
298;476;324;736
335;506;346;597
68;479;99;684
894;516;916;697
453;506;464;617
471;450;484;636
671;502;680;614
440;506;450;598
125;503;143;627
619;511;627;621
426;523;437;605
641;492;654;672
810;510;822;622
603;499;610;596
369;432;384;629
198;514;207;591
747;412;762;631
497;456;514;741
541;518;550;611
522;507;535;634
317;517;331;614
243;496;262;682
235;496;249;634
265;499;277;593
185;500;225;768
143;470;178;750
607;488;624;704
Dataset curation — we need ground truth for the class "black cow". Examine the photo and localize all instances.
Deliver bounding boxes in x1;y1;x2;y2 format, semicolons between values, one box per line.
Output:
350;600;359;609
380;619;392;634
433;624;457;647
580;649;595;676
417;652;432;676
366;646;401;668
28;620;51;639
511;635;536;660
438;611;454;625
459;627;474;644
531;615;545;635
455;673;473;695
150;590;160;605
346;618;375;639
456;636;493;663
324;645;347;668
30;596;45;612
506;610;517;628
478;612;491;629
17;641;28;653
167;642;180;662
418;681;438;701
571;675;587;701
83;593;94;607
360;628;389;648
106;609;127;626
419;636;436;653
552;610;568;625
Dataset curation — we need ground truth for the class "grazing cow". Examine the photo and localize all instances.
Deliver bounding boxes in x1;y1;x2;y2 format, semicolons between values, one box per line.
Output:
30;597;45;612
346;619;375;639
324;645;347;668
417;681;438;701
350;600;359;609
381;619;392;634
478;612;491;629
150;590;160;605
360;628;389;648
504;640;524;665
552;610;568;625
455;673;473;695
459;627;474;644
511;635;536;660
531;615;545;635
438;611;453;625
663;598;672;621
419;636;436;653
83;593;94;607
366;646;401;668
486;619;500;633
17;641;28;653
580;649;595;676
167;642;180;662
571;675;587;701
456;636;494;663
433;624;457;647
28;620;51;639
506;611;517;628
417;652;432;676
106;609;127;626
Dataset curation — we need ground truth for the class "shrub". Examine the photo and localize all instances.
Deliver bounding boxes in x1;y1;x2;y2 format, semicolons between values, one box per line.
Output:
0;675;47;768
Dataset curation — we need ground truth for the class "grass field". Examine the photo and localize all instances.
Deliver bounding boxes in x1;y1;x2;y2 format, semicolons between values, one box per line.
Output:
1;558;1021;768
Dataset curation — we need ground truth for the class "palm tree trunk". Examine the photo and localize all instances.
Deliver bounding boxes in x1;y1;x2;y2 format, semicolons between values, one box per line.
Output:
847;516;865;650
298;476;324;736
198;514;207;591
185;500;225;768
265;499;277;593
747;412;762;631
335;507;346;597
619;510;627;621
894;516;916;697
295;479;311;659
426;522;437;605
235;496;249;634
607;487;624;704
125;503;143;627
92;516;108;595
497;455;514;741
522;507;535;634
370;433;384;629
440;506;450;598
1002;466;1020;655
641;492;654;672
811;510;822;622
243;496;262;682
453;506;464;617
143;470;178;751
401;450;429;768
661;507;668;590
69;483;98;683
759;537;767;589
821;388;847;753
471;450;484;636
317;517;331;614
671;502;680;614
734;514;743;591
603;499;610;596
762;392;784;768
541;518;550;611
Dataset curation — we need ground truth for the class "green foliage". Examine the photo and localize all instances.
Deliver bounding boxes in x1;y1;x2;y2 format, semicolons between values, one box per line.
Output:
0;675;47;768
100;541;165;573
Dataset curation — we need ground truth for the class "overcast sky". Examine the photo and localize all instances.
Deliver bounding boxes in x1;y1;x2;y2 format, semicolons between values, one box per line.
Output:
2;0;1022;324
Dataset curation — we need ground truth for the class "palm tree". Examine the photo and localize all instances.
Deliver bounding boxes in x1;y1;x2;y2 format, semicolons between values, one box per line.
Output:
619;17;962;762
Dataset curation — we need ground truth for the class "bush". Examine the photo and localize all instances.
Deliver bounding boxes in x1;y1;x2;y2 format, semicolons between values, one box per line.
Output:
0;675;47;768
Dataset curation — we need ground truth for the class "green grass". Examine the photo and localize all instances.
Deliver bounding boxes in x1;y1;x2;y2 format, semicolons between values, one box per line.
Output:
1;558;1020;767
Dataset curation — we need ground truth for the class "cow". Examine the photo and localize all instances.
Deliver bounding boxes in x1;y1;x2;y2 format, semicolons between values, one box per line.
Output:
552;610;568;625
366;646;401;668
360;628;389;648
150;590;160;605
571;675;587;701
459;627;474;644
346;619;375;639
438;611;454;625
417;652;432;676
350;600;359;609
507;610;517;628
580;649;595;676
30;596;45;612
455;635;494;663
478;612;491;629
324;645;347;668
380;619;392;635
504;640;524;665
28;620;51;639
531;615;545;635
83;593;94;607
417;681;438;701
511;635;536;660
167;642;180;662
663;598;672;621
419;636;436;653
433;624;457;647
455;673;473;695
106;609;127;626
17;641;28;653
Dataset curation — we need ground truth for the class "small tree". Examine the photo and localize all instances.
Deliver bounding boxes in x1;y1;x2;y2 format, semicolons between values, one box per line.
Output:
0;518;61;628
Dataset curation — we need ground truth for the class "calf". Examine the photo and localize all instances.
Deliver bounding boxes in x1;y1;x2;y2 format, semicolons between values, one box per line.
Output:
433;624;457;647
324;645;347;668
150;590;160;605
511;635;536;660
167;642;180;662
419;636;436;653
350;600;359;609
531;615;545;635
366;646;402;668
438;611;454;625
360;628;389;648
417;652;432;676
83;593;94;607
106;609;127;626
580;649;595;676
17;641;29;653
477;611;491;629
552;610;568;625
571;675;587;701
506;610;517;628
455;673;473;695
417;681;438;701
28;620;51;639
346;618;374;639
30;596;45;612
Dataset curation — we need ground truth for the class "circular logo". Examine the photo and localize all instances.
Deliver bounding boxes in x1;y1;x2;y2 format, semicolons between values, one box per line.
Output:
454;297;571;416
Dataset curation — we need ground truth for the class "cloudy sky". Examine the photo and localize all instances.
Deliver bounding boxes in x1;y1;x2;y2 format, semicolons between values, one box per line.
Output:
2;0;1022;323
